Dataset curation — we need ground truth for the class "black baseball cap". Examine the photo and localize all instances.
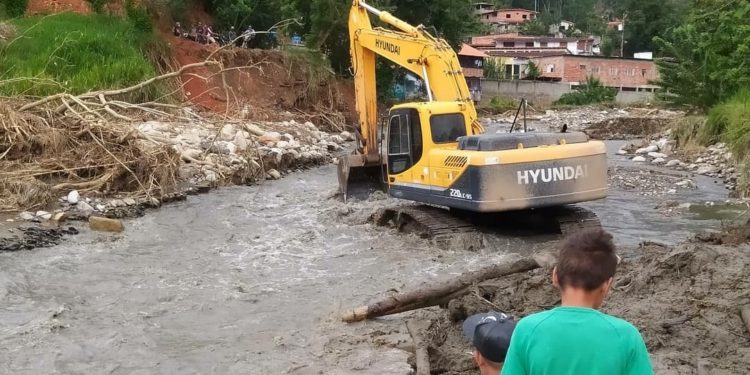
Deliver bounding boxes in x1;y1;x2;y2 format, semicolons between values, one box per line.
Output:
462;311;516;363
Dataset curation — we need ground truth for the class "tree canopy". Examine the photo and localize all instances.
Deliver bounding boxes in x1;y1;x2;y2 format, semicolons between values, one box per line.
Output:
654;0;750;109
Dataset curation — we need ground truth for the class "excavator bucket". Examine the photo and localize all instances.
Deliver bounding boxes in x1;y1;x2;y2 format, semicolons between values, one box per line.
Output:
337;154;384;201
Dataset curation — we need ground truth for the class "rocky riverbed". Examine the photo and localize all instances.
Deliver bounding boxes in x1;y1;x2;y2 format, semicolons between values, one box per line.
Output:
1;106;749;374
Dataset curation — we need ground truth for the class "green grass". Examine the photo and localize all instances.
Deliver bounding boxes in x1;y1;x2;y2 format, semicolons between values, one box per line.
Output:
706;90;750;159
0;13;159;99
479;96;517;113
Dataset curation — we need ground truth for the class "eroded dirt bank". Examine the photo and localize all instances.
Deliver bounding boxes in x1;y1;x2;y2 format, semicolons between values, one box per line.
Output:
424;238;750;374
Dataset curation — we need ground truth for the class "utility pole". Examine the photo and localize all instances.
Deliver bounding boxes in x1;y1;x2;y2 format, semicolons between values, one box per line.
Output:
620;13;627;58
534;0;538;12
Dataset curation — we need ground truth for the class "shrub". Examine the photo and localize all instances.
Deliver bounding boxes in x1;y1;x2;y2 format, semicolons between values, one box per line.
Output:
705;90;750;159
479;96;517;113
1;0;28;18
86;0;110;13
0;13;159;100
125;1;153;34
525;61;540;80
555;76;616;106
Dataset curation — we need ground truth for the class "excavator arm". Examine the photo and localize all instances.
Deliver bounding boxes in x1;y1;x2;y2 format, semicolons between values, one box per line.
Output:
348;0;483;162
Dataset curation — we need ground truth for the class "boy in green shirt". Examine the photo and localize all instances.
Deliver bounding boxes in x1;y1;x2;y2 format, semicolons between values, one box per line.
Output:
501;228;653;375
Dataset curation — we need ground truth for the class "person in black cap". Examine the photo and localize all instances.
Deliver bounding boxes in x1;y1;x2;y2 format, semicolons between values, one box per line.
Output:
463;311;516;375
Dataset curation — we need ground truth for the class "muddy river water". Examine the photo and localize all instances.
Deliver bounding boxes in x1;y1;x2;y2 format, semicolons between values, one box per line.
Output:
0;145;736;374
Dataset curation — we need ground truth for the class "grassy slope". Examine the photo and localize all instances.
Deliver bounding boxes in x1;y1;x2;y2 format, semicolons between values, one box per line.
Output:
0;13;157;98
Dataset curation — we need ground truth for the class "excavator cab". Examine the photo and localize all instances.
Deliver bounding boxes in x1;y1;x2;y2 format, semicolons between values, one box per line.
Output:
339;0;607;213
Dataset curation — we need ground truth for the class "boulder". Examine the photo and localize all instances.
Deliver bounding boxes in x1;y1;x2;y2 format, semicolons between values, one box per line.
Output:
181;148;203;161
696;165;719;175
281;133;295;142
35;211;52;220
276;140;290;149
233;132;248;152
245;124;265;136
616;149;628;155
651;157;666;164
666;159;681;167
259;132;282;145
647;152;667;159
19;211;35;221
53;212;67;223
267;169;282;180
635;145;659;154
632;156;647;162
341;131;355;141
204;170;218;183
77;201;95;214
220;124;236;140
89;216;125;233
123;198;137;206
330;135;345;144
67;190;80;204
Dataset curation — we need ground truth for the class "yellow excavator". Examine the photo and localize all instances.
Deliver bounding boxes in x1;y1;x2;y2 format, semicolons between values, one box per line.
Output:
339;0;607;235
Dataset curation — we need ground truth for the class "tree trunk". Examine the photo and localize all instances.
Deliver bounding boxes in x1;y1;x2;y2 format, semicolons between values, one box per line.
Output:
342;257;540;322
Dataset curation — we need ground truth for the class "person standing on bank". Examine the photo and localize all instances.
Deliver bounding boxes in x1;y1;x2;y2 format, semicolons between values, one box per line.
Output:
502;228;654;375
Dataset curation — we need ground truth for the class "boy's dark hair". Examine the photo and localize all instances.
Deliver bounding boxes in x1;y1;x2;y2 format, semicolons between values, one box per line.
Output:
556;228;617;291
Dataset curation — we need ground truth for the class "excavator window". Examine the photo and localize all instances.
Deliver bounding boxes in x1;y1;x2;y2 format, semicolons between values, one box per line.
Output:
430;113;467;144
387;115;411;174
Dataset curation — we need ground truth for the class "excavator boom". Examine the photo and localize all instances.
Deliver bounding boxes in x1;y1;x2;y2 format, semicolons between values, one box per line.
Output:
340;0;608;225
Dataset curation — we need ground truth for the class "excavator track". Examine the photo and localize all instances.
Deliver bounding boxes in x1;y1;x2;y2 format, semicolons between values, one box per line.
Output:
372;206;483;250
372;205;601;250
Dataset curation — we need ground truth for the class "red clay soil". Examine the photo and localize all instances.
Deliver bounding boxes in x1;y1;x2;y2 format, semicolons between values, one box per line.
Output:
167;35;228;112
26;0;90;15
165;38;356;122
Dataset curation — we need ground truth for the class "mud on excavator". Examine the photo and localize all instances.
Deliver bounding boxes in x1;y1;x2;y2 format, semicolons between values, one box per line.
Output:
339;0;608;240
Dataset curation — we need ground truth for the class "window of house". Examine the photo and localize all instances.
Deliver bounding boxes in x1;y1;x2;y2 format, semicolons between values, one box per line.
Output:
609;67;618;76
641;69;647;76
590;67;600;74
579;64;586;70
506;14;511;18
541;42;548;47
503;41;514;47
522;14;528;19
546;64;555;73
525;42;534;47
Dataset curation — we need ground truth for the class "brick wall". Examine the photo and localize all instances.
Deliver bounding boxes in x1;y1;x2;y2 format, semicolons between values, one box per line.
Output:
496;10;536;24
534;55;658;88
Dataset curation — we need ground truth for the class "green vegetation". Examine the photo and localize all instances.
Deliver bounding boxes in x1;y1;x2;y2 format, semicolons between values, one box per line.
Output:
86;0;110;13
655;0;750;109
0;13;159;99
706;91;750;160
525;61;540;80
519;20;546;36
0;0;28;19
555;77;616;106
484;58;506;80
486;96;517;113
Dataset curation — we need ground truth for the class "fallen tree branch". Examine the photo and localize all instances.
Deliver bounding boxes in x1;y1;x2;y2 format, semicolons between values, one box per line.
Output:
18;61;221;112
406;320;430;375
341;257;540;322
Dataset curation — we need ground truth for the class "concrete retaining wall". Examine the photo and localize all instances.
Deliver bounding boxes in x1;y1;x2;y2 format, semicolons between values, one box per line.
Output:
480;79;655;106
